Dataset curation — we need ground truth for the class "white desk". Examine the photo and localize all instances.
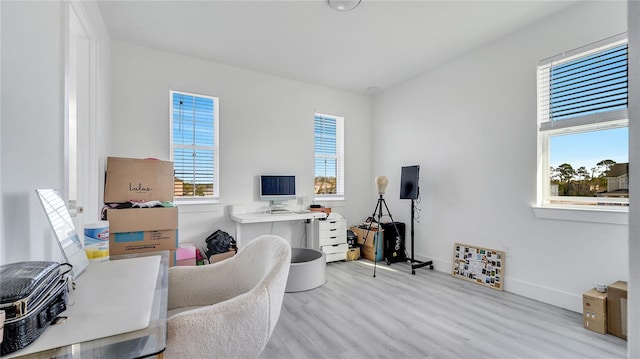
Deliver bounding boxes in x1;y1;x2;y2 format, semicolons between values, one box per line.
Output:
230;211;327;248
6;251;169;359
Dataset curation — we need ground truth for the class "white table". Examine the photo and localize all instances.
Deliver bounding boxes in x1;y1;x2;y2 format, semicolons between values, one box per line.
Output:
6;251;168;359
230;211;327;248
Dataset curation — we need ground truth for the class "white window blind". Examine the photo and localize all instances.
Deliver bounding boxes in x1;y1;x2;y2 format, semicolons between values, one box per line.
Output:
538;34;628;132
314;113;344;198
170;91;219;199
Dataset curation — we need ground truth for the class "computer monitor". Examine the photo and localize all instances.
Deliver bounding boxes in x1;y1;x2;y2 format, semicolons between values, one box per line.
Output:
260;175;296;205
400;165;420;200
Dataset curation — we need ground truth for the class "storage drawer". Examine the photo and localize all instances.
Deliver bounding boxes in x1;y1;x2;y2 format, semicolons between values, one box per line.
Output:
325;251;347;263
319;232;346;246
319;228;346;240
318;219;347;232
321;243;348;255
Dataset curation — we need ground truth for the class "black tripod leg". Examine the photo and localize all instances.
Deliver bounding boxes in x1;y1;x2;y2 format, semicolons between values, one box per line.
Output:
365;198;382;277
374;197;385;277
381;198;404;265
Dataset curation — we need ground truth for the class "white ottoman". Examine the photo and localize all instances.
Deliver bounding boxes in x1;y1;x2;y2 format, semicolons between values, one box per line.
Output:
285;248;326;292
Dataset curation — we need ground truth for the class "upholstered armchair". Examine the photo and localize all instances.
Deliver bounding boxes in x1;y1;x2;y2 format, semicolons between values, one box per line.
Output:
165;235;291;358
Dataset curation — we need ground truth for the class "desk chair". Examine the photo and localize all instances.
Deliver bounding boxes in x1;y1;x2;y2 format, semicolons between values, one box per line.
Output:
165;235;291;358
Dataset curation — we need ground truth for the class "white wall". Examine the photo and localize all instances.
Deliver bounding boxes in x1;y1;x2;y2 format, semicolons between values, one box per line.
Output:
0;1;111;264
627;2;639;357
109;41;374;247
0;1;4;264
372;1;628;312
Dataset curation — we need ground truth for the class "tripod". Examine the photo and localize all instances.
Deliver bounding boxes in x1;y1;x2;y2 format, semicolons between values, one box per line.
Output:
364;194;401;277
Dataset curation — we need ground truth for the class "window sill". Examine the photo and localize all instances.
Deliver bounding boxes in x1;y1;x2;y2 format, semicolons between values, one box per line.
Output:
314;196;344;201
313;197;345;208
531;205;628;225
174;198;223;213
174;198;220;205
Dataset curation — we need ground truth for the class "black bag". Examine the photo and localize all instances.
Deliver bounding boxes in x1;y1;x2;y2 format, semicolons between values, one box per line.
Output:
382;222;407;264
205;230;237;256
0;261;70;355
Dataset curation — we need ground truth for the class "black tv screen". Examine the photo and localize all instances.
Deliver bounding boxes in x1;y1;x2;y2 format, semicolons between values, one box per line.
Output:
400;165;420;199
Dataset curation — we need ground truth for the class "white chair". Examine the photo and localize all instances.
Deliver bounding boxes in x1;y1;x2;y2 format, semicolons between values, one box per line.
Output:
164;235;291;359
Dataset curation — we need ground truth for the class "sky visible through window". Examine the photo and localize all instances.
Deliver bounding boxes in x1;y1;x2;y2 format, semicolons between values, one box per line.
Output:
550;127;628;170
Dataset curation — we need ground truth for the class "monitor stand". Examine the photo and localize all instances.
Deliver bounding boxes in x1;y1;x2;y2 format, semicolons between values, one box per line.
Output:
269;204;292;214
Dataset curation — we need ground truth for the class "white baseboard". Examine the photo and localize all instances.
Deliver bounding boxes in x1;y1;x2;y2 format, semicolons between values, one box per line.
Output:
502;277;582;313
413;254;582;313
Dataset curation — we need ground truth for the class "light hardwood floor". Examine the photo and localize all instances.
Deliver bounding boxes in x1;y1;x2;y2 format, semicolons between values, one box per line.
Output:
260;260;626;359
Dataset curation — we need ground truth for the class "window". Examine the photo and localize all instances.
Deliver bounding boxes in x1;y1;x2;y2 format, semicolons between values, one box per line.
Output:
170;91;219;200
314;113;344;199
537;34;628;208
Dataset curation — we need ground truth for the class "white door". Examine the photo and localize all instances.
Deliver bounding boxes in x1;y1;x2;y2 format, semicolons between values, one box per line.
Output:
66;3;98;235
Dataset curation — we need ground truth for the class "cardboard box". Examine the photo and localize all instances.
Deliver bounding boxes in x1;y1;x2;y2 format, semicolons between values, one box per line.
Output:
209;250;236;264
104;157;174;203
583;288;607;334
350;226;383;262
107;207;178;232
107;207;178;256
110;229;178;256
607;281;628;339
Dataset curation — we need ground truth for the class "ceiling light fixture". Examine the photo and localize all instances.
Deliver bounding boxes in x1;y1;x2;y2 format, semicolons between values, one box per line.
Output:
328;0;361;12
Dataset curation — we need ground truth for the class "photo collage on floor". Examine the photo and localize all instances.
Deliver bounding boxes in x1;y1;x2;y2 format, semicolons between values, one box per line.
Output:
452;243;505;291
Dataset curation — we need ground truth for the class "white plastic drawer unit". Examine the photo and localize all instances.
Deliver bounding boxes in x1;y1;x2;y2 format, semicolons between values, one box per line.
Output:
318;219;347;246
318;219;347;262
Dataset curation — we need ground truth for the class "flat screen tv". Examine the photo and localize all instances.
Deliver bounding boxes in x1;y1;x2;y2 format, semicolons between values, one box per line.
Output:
260;175;296;205
400;165;420;200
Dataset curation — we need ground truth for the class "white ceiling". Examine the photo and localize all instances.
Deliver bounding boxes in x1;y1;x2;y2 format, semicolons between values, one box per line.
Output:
97;0;578;95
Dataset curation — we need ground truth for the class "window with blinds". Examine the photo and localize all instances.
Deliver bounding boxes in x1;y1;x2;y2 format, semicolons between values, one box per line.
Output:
170;91;219;200
536;34;628;208
314;113;344;198
538;34;627;131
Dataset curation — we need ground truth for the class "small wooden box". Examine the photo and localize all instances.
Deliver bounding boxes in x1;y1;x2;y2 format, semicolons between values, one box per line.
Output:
209;250;236;264
310;207;331;214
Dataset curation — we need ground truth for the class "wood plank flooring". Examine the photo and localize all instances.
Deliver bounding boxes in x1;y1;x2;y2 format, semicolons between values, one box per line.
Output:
260;260;626;359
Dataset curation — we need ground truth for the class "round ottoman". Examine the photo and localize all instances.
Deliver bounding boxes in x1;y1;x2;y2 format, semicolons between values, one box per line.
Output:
285;248;326;292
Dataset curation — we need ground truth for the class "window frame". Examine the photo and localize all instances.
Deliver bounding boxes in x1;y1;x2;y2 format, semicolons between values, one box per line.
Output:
169;90;220;203
314;112;345;201
536;34;629;215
